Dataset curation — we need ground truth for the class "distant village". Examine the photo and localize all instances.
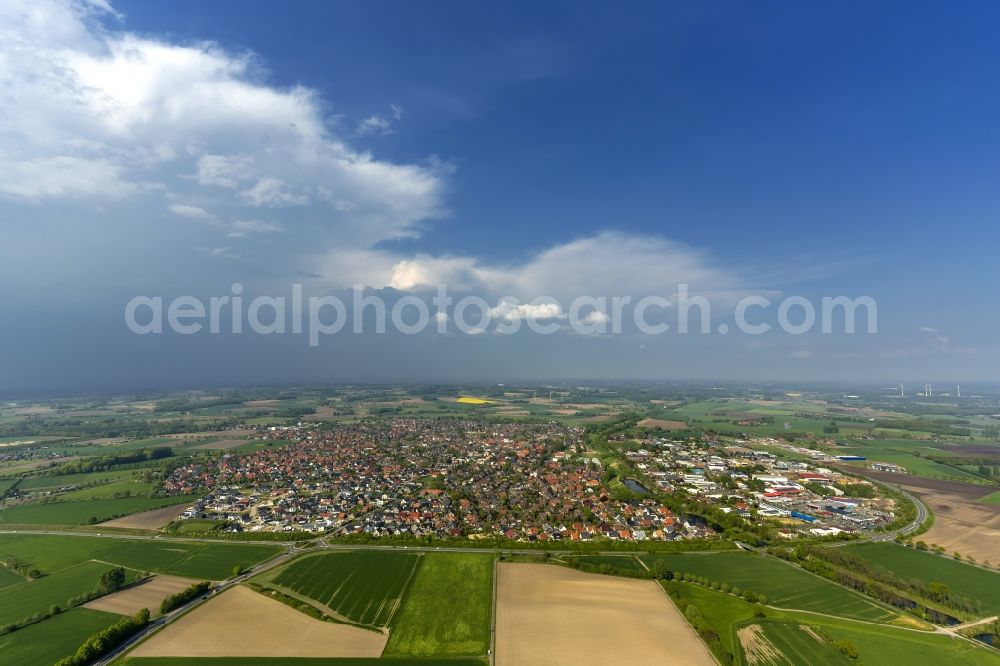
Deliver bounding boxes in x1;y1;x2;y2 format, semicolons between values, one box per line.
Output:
164;420;897;541
164;420;703;541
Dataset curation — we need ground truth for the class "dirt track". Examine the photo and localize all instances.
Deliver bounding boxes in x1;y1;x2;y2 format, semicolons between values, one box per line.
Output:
128;585;387;658
495;563;714;666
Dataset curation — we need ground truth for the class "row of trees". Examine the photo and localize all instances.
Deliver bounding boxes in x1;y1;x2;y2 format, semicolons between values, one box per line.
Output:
675;572;768;604
0;414;232;439
160;580;211;614
1;556;42;580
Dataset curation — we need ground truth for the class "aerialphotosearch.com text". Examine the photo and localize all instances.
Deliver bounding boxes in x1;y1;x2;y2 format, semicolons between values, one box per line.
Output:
124;283;877;347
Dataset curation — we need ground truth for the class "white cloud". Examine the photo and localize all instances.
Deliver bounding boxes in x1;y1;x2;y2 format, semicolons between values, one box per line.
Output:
489;301;565;321
920;326;939;333
195;154;254;188
168;203;215;220
230;219;283;234
0;156;134;200
240;178;308;207
356;103;403;136
318;231;758;307
198;246;238;259
581;310;609;325
356;115;393;136
0;0;445;246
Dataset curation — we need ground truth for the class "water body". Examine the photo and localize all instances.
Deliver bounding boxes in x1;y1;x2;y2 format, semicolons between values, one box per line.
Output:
622;478;650;495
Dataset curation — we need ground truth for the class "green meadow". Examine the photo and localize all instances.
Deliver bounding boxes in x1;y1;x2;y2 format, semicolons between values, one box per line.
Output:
267;550;420;628
0;533;281;579
0;565;24;589
122;658;487;666
0;607;122;666
644;551;896;622
664;581;1000;666
0;494;195;525
758;621;850;666
572;554;648;574
13;468;145;491
844;542;1000;614
0;560;135;626
384;552;493;658
978;490;1000;505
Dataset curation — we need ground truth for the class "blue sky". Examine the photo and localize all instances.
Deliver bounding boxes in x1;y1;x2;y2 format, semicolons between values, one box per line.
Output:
1;0;998;391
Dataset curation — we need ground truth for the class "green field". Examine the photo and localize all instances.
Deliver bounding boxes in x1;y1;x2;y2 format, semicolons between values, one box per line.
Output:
844;542;1000;614
665;581;1000;666
662;579;757;656
0;565;24;589
268;551;420;628
59;478;159;500
384;553;493;657
0;534;281;579
572;554;647;574
0;560;136;626
0;607;122;666
834;440;986;481
979;490;1000;505
809;614;1000;666
122;658;486;665
14;469;146;491
757;621;850;665
0;494;196;525
644;552;896;622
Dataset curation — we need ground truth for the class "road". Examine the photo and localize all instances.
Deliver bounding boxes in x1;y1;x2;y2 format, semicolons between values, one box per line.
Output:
824;471;931;546
884;483;929;538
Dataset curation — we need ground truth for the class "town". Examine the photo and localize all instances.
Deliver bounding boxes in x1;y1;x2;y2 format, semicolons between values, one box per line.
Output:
164;419;896;541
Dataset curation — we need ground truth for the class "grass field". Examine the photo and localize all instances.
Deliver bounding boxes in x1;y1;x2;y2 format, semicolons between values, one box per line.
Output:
813;620;1000;666
665;582;1000;666
834;441;986;481
0;564;24;589
269;551;420;628
572;554;647;574
14;469;145;491
0;494;195;525
662;580;757;656
755;621;849;665
384;553;493;657
59;478;159;500
0;607;121;666
843;542;1000;614
122;658;487;665
0;534;281;579
0;560;136;626
644;552;896;622
979;490;1000;505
